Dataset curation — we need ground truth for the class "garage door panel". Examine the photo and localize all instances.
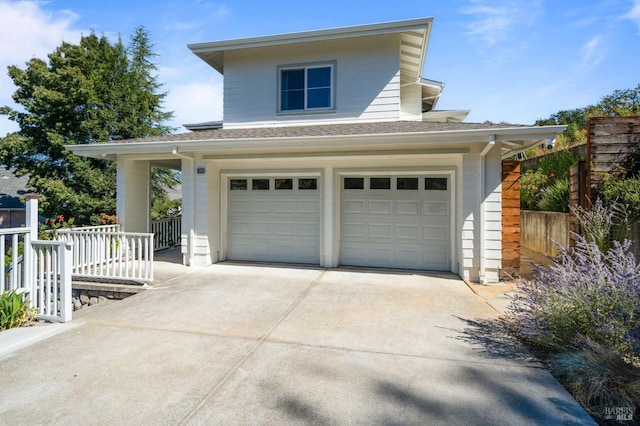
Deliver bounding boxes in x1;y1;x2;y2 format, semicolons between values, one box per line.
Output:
342;222;366;238
365;247;394;263
423;201;448;216
297;243;320;262
340;244;366;263
250;200;273;213
423;226;448;241
369;200;393;215
423;249;448;267
273;243;296;258
298;200;319;213
274;200;295;214
273;222;294;236
250;222;271;235
395;201;420;215
229;200;249;213
395;248;420;266
396;224;421;240
341;174;451;271
343;200;366;214
298;222;319;237
228;221;250;235
369;224;393;239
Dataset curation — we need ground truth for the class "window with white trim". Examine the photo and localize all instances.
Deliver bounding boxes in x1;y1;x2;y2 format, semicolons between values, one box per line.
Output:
279;64;334;112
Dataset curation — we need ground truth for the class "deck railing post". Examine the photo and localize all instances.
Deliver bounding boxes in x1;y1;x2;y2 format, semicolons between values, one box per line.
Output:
59;242;73;322
24;194;40;299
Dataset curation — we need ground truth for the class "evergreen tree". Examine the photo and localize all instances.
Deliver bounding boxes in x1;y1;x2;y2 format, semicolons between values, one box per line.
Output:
0;27;174;224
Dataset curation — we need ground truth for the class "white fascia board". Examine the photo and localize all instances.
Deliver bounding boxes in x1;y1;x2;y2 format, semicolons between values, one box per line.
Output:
66;125;565;159
188;17;433;52
419;78;445;89
418;21;432;78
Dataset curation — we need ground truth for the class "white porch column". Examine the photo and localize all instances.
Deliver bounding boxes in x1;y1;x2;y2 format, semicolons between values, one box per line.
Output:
179;154;195;266
461;153;481;282
176;152;212;266
193;157;212;266
482;144;503;283
116;158;151;233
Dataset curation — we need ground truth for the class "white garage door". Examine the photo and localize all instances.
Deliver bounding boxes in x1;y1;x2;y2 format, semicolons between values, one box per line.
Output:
227;177;320;264
340;175;451;271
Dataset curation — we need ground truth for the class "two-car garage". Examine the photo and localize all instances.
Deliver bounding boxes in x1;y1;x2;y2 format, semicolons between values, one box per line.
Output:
225;173;452;271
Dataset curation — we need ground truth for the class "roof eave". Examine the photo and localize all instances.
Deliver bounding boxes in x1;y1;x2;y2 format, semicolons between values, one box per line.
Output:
66;125;566;159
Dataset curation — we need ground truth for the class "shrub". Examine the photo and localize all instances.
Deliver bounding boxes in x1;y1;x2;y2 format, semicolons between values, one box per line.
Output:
551;341;640;422
38;215;76;240
537;178;569;212
0;289;37;331
538;149;580;180
520;170;548;210
598;176;640;240
506;235;640;362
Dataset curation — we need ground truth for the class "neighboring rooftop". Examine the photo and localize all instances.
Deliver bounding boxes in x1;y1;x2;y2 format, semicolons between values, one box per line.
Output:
0;167;29;209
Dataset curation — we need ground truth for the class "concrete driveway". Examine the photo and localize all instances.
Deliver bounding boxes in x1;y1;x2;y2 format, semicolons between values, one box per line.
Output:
0;263;594;425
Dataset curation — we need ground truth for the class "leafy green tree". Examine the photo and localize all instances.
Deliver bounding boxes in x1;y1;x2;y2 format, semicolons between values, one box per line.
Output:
0;27;174;224
587;84;640;117
535;83;640;145
536;108;587;143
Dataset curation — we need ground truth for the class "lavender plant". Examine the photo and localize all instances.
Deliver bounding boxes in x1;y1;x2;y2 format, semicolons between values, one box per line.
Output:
507;235;640;362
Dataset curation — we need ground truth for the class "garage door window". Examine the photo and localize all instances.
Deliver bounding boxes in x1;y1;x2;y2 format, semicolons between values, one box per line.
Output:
275;178;293;190
298;178;317;190
425;177;448;190
370;177;391;190
344;177;364;189
230;179;247;190
397;177;418;190
252;179;270;190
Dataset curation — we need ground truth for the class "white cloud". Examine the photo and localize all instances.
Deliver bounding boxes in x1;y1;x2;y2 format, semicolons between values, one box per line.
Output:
580;36;606;68
461;0;542;45
626;0;640;31
163;2;230;33
0;1;85;135
164;78;223;131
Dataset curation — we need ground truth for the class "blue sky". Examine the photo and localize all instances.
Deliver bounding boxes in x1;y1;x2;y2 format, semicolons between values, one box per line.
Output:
1;0;639;135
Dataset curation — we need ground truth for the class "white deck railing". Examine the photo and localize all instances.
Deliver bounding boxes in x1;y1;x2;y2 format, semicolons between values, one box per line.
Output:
151;216;181;251
64;224;121;233
1;225;73;323
55;229;154;283
31;241;72;322
1;227;30;293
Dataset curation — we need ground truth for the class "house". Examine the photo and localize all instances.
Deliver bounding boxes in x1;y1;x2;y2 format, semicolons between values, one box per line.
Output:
68;18;564;283
0;167;29;228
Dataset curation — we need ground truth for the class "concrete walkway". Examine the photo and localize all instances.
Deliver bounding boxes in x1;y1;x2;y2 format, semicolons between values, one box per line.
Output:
0;260;594;425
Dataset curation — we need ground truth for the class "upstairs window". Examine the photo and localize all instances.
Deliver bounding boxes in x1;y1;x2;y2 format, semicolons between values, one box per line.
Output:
280;64;334;112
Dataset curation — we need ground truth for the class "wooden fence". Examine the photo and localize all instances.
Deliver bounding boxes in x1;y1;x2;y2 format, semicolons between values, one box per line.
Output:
501;161;520;279
586;116;640;199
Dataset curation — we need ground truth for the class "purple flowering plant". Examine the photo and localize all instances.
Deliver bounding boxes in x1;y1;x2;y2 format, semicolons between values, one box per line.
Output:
507;201;640;363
